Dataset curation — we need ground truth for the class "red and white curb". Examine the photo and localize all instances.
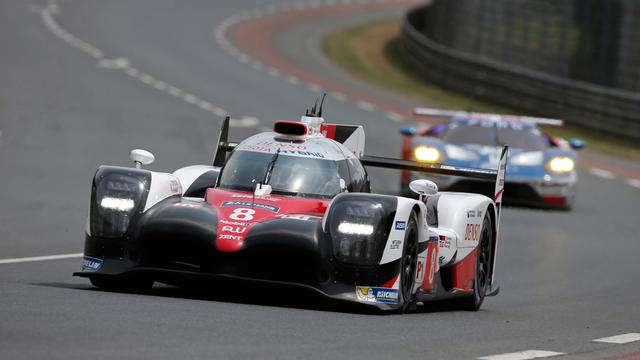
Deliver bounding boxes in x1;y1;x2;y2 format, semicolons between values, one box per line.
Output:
32;0;258;128
479;333;640;360
212;0;411;124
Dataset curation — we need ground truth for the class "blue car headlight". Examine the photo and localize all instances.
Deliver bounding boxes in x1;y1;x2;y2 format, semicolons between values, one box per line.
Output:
90;167;150;238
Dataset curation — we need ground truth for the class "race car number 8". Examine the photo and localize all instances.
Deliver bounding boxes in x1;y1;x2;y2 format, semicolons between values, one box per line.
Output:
230;208;256;220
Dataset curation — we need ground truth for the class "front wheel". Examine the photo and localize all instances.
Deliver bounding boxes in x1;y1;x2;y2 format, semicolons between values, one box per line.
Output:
398;212;418;313
458;213;493;311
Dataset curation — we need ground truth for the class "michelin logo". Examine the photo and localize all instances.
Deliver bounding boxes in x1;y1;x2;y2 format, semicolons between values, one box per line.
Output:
355;286;399;304
82;256;103;272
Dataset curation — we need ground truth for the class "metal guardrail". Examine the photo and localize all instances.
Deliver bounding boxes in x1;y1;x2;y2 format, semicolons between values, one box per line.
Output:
399;5;640;140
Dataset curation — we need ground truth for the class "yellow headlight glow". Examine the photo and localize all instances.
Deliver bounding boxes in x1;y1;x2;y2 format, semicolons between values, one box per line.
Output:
414;146;441;163
548;156;575;173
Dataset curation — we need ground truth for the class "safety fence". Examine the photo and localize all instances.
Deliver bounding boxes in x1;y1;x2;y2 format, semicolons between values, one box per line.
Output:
399;3;640;140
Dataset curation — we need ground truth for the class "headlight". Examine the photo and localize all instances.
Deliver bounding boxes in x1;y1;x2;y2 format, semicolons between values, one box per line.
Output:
511;151;543;166
547;157;575;173
91;168;149;238
414;146;441;163
327;196;395;266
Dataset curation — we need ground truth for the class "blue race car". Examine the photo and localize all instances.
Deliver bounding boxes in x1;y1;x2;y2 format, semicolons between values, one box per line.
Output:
400;108;585;210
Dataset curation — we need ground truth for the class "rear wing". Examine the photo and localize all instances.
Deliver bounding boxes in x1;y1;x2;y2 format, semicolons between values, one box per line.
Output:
360;155;498;180
415;107;564;126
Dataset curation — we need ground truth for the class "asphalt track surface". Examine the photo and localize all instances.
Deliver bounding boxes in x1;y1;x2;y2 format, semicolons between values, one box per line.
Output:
1;1;640;359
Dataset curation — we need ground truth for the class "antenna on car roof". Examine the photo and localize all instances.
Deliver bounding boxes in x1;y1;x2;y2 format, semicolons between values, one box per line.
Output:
318;93;326;117
305;93;326;117
306;98;318;117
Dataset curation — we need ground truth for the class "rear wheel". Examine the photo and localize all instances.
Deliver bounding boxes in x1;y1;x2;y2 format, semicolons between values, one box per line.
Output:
90;276;154;293
458;213;493;311
398;212;418;313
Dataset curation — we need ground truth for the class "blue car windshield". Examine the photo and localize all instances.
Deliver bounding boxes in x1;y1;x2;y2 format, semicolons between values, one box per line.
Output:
441;124;548;151
218;150;343;198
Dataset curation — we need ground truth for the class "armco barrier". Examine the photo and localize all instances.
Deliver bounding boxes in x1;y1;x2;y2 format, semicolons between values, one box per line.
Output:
399;6;640;140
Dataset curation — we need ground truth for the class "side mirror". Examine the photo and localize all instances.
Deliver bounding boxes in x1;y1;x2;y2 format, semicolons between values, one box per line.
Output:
400;125;417;136
409;179;438;199
130;149;155;168
569;138;585;149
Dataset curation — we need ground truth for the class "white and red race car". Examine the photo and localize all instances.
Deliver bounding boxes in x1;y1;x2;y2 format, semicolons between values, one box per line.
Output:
75;99;507;312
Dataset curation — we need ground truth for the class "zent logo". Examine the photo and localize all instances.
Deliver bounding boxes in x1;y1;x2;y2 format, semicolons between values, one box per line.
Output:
229;208;256;221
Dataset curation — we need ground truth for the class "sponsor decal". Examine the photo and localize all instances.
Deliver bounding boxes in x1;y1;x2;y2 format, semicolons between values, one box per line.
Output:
219;234;242;240
466;210;483;218
416;257;425;281
169;179;181;193
221;201;279;213
438;255;446;265
390;240;402;250
219;219;253;226
464;223;482;241
279;149;326;158
428;248;437;284
82;256;103;272
221;225;246;234
276;214;319;221
438;236;452;249
395;221;406;230
355;286;399;304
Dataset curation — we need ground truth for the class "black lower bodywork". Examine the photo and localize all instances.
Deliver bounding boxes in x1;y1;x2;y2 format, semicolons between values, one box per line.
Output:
76;171;406;309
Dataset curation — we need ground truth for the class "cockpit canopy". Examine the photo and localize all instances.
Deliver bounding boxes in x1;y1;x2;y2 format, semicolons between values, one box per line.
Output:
217;133;370;198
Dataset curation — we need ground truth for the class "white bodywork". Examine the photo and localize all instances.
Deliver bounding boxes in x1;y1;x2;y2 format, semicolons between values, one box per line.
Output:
173;165;219;195
142;172;183;212
434;193;494;264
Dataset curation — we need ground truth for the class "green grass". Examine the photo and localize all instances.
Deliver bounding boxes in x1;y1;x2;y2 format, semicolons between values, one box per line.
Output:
322;18;640;161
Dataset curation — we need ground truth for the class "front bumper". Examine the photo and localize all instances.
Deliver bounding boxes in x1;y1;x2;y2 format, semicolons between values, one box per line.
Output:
74;233;404;311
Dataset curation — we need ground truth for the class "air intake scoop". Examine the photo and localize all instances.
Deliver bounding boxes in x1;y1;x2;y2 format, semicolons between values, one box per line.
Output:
274;121;309;137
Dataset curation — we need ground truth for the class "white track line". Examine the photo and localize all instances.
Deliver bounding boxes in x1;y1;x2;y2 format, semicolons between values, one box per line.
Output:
386;111;405;122
593;333;640;344
627;179;640;189
478;350;565;360
357;101;376;112
589;168;615;179
0;253;83;265
37;1;257;128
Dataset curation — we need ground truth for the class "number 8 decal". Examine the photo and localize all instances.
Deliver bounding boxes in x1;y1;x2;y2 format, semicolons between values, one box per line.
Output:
229;208;256;220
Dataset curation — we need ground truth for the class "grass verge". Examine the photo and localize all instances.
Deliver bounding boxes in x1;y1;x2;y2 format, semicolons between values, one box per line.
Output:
323;18;640;161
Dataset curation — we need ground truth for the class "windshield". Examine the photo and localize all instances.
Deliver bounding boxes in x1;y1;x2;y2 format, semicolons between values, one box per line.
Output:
218;150;343;198
441;124;548;150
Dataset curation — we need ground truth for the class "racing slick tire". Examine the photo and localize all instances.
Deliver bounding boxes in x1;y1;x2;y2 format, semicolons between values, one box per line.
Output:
398;211;419;313
457;213;493;311
90;276;154;293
